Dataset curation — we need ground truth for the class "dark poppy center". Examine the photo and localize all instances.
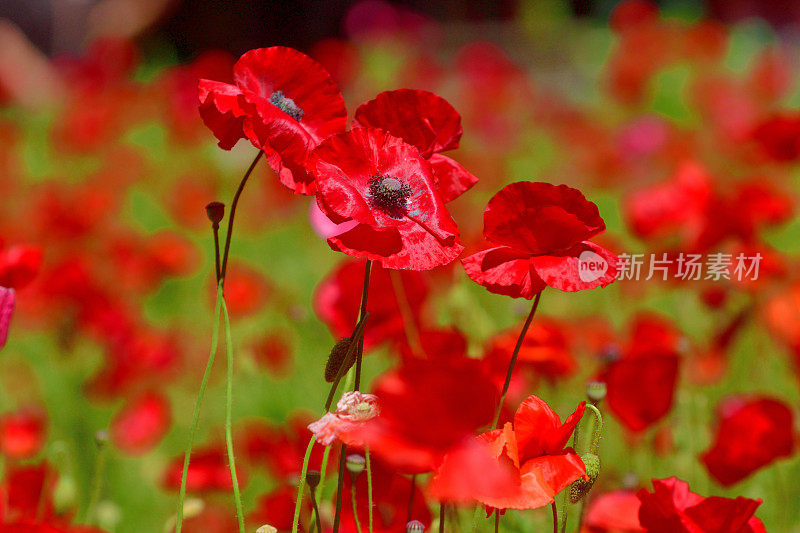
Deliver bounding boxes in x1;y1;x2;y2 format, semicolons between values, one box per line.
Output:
368;174;412;219
269;90;304;121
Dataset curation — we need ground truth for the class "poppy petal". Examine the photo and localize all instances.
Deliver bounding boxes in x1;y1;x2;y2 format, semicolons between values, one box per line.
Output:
197;79;249;150
530;242;618;292
429;154;479;203
461;246;545;300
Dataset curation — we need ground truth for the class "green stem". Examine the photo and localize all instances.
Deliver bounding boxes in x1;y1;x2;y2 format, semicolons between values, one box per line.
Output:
585;404;603;454
316;445;332;498
494;512;500;533
291;436;317;533
351;478;363;533
221;298;245;533
491;291;542;429
366;447;374;533
82;443;106;525
175;285;223;533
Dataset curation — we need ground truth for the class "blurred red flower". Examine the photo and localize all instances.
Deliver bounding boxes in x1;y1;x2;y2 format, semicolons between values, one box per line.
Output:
163;446;246;493
752;113;800;162
584;489;644;532
198;46;347;194
0;286;14;349
310;127;463;270
701;396;795;486
110;391;171;455
637;477;766;532
248;484;307;532
353;89;478;202
0;245;42;290
0;410;45;459
462;181;618;297
433;395;586;513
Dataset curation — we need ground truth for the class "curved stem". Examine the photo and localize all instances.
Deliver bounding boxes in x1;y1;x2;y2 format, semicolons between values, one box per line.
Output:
354;260;372;390
585;404;604;455
365;447;374;533
316;445;332;498
220;150;263;284
309;484;322;533
351;478;363;533
491;291;542;429
175;285;223;533
291;436;317;533
221;298;245;533
325;314;369;412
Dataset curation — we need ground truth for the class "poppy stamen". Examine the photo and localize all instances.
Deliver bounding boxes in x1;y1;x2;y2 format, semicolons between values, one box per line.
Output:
368;174;412;219
269;90;304;121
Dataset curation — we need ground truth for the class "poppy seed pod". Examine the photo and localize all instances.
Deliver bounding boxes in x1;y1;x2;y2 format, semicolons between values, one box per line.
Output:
346;453;366;478
256;525;278;533
586;381;607;403
406;519;425;532
305;470;321;490
324;337;353;382
205;202;225;226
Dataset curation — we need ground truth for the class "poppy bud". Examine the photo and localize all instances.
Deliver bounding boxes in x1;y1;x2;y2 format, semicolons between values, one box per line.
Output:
205;202;225;227
586;381;607;403
406;520;425;532
94;429;109;447
324;337;353;382
569;453;600;503
306;470;321;490
256;525;278;533
346;453;365;480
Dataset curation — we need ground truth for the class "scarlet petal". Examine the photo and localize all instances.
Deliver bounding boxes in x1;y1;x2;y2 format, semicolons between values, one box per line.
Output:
461;246;545;300
521;452;587;495
353;89;462;158
428;439;519;503
483;182;605;254
197;79;248;150
429;154;479;203
529;242;618;292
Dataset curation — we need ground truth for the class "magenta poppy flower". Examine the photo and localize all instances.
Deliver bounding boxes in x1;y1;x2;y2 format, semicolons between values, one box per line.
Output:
309;127;463;270
198;46;347;194
353;89;478;202
462;181;618;297
701;396;795;486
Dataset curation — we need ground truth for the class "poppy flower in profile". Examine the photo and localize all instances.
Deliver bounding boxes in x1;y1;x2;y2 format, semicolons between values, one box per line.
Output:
308;391;379;446
310;127;463;270
637;477;766;533
433;395;586;513
110;391;171;455
462;181;618;297
701;396;795;486
0;410;45;459
353;89;478;202
198;46;347;194
600;314;681;432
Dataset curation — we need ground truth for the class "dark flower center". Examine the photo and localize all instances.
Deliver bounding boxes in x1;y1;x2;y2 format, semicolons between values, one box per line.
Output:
368;174;412;219
269;90;304;121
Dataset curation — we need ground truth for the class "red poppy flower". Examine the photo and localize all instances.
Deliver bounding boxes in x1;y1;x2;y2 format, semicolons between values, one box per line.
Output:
0;245;42;290
198;46;347;194
701;396;795;486
311;127;463;270
308;391;379;446
314;259;429;349
434;395;586;512
163;446;246;492
584;489;644;532
353;89;478;202
110;391;171;455
0;286;14;349
462;181;618;297
0;410;45;459
1;464;55;523
601;314;681;432
352;357;498;473
637;477;766;533
249;331;292;377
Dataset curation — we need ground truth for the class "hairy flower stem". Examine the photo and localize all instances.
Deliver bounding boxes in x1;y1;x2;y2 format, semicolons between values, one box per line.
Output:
491;291;542;429
317;445;332;497
221;298;246;533
354;260;372;389
351;478;363;533
291;435;317;533
175;285;223;533
569;404;604;533
219;150;264;284
366;447;374;533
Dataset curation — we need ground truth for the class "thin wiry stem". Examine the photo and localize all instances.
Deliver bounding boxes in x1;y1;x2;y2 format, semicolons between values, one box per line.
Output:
552;502;558;533
291;436;317;533
175;285;223;533
219;151;263;284
331;444;348;533
351;478;363;533
354;260;372;389
366;447;374;533
221;298;245;533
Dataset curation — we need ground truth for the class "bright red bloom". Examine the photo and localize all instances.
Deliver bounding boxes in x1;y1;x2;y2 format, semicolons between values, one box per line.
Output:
198;46;347;194
584;490;644;532
600;314;681;432
637;477;766;533
352;357;498;473
110;391;171;455
353;89;478;202
311;127;463;270
0;410;45;459
314;259;429;349
462;181;618;297
435;395;586;512
701;396;795;486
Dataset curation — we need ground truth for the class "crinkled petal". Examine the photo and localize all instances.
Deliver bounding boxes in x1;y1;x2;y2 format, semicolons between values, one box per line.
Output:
530;242;618;292
197;79;249;150
521;452;588;496
429;154;479;203
461;246;545;300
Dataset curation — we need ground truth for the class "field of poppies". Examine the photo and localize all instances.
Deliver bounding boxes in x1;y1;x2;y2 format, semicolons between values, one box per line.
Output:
2;1;800;532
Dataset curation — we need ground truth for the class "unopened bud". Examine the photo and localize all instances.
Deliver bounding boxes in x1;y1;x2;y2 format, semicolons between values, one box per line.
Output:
256;526;278;533
406;519;425;532
205;202;225;226
306;470;321;490
586;381;607;404
569;453;600;503
94;429;109;447
325;337;353;382
346;454;365;478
